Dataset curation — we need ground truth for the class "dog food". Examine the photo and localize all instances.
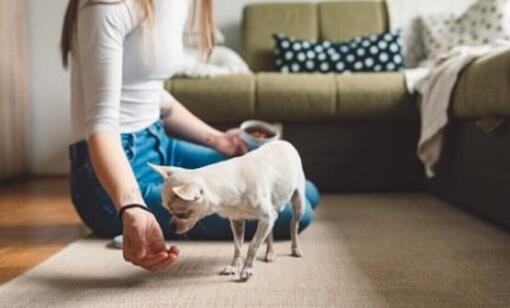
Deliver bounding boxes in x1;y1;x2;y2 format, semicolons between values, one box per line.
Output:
245;126;275;140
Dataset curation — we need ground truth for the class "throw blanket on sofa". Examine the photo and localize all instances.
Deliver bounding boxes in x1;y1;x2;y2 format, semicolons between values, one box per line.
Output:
177;27;252;78
177;46;252;78
405;42;510;178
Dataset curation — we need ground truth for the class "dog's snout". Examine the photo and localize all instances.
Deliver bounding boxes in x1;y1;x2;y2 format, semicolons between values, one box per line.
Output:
174;210;193;219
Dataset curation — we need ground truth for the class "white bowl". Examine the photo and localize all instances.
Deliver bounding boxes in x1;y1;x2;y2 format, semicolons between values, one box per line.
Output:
240;120;281;150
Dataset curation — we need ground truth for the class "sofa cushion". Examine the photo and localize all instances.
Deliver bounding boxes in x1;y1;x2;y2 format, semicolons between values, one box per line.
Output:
165;75;255;123
273;30;404;74
255;73;336;122
336;73;417;120
318;1;389;41
166;72;417;123
241;3;318;72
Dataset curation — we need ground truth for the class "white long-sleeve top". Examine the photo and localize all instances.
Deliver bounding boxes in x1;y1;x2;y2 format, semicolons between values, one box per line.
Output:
70;0;188;143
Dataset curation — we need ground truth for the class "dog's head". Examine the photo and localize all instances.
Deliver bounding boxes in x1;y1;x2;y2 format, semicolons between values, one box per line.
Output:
149;163;212;234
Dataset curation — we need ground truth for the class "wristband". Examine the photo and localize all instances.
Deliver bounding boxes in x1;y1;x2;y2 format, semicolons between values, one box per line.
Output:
118;204;152;220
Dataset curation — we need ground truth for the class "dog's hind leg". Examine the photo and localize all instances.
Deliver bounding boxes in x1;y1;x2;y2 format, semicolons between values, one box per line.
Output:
290;187;305;257
264;231;274;262
240;206;277;281
220;219;245;275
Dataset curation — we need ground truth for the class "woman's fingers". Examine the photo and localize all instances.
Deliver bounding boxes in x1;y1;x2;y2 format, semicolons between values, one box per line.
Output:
232;129;248;154
237;137;248;154
126;248;173;271
145;253;179;272
233;136;248;155
121;210;179;272
145;245;180;271
168;245;180;256
226;129;248;156
141;247;179;272
139;251;169;268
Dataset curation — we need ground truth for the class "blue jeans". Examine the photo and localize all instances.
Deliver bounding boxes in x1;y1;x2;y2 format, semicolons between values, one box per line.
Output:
69;120;320;240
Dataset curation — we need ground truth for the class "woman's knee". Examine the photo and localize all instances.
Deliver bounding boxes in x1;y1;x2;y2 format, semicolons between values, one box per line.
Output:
73;201;122;238
70;178;122;238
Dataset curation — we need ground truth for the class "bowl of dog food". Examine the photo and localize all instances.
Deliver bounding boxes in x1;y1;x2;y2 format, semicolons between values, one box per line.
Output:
240;120;281;150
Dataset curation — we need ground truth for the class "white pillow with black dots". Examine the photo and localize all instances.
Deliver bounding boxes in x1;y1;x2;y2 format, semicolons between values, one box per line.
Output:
421;0;510;63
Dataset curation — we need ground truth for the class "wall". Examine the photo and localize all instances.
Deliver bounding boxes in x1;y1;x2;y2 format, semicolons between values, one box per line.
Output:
28;0;71;174
0;0;31;179
216;0;477;54
28;0;476;174
216;0;329;53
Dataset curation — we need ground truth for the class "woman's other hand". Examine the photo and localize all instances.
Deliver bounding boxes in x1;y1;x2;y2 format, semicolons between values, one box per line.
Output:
212;128;248;157
122;207;179;271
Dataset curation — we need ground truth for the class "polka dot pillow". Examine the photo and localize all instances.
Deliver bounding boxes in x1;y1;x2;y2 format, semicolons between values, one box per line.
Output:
421;0;510;62
273;30;405;74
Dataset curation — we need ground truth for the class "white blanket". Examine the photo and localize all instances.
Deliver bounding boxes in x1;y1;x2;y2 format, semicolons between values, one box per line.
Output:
177;46;252;78
405;42;510;178
177;27;252;78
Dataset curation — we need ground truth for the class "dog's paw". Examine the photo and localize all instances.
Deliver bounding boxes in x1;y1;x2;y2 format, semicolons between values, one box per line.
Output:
220;265;240;275
239;267;254;282
264;251;275;263
291;248;303;258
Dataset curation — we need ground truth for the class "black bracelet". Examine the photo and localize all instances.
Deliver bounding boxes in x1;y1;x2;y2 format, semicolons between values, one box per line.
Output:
118;204;153;220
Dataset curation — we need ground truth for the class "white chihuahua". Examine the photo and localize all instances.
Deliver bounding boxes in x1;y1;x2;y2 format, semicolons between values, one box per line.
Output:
150;140;306;281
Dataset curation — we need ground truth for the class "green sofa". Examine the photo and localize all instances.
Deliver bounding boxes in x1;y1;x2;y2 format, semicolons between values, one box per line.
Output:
167;1;422;192
166;1;510;228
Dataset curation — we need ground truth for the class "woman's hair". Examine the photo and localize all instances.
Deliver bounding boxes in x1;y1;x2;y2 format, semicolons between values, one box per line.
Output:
60;0;215;68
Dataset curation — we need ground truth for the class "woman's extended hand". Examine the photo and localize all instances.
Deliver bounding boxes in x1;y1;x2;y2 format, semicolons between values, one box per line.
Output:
122;207;179;271
212;128;248;157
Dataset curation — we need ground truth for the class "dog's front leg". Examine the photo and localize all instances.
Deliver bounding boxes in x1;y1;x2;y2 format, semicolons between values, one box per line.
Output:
240;210;277;281
221;219;245;275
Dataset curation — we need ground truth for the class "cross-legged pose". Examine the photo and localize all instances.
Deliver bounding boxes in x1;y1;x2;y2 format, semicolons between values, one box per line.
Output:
62;0;320;271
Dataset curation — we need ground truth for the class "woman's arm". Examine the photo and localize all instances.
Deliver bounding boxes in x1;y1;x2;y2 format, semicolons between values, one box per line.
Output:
77;3;178;271
161;96;222;146
161;95;247;156
88;133;144;207
88;132;179;270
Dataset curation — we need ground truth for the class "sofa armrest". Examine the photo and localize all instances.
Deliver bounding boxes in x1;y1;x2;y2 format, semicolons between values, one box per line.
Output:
453;48;510;119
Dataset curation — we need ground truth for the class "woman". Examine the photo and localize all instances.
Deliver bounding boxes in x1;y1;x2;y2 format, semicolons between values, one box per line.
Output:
62;0;319;272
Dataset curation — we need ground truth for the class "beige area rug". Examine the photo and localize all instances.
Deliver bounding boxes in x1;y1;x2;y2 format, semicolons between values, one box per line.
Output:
1;194;510;307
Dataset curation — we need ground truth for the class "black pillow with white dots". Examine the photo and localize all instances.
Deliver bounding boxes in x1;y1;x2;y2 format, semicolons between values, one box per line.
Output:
273;30;405;74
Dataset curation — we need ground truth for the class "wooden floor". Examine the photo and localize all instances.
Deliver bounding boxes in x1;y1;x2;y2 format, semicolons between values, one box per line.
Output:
0;177;88;285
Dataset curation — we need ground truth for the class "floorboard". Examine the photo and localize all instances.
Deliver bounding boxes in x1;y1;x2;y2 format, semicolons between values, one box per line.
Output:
0;177;87;284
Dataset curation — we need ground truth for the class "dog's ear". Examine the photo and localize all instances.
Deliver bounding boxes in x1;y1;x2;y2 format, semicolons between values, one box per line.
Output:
148;163;174;178
172;184;203;202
